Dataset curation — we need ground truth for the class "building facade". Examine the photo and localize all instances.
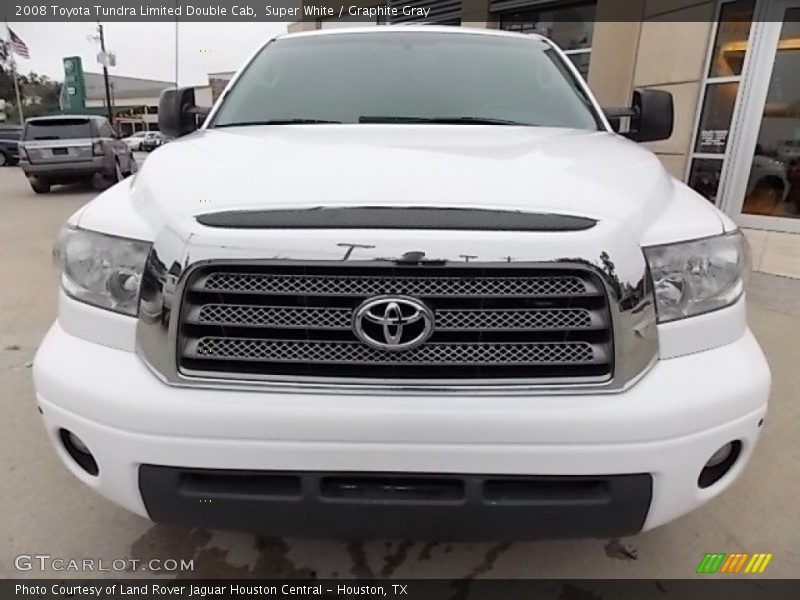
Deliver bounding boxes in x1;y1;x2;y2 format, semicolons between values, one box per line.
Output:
287;0;800;276
83;72;173;135
83;72;213;136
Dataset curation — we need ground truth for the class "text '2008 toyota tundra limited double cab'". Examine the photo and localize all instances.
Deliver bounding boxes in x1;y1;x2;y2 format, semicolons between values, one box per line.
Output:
34;26;770;540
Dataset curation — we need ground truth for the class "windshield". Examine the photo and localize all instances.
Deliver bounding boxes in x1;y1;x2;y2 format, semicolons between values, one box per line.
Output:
210;32;601;130
23;118;92;141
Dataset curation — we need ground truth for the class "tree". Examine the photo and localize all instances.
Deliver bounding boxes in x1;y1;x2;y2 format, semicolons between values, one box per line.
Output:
1;40;63;122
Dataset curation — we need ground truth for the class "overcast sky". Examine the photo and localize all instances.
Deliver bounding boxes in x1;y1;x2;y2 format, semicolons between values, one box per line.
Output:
6;22;288;85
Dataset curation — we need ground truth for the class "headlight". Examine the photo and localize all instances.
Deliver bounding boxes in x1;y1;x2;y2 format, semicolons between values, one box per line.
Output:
53;227;152;316
643;230;750;323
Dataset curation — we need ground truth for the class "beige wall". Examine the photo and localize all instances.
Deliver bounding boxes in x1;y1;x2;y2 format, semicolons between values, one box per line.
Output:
587;0;647;107
633;2;715;178
287;21;316;33
586;1;714;179
584;0;715;179
462;0;493;29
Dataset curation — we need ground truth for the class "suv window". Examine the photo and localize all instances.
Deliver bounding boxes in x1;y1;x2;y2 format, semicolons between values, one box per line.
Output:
23;118;93;141
211;32;601;130
97;119;117;138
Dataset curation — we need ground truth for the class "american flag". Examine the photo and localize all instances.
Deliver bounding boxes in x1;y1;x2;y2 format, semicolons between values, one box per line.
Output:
6;27;29;59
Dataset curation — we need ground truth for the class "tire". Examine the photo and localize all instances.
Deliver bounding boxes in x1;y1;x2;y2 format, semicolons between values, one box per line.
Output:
29;177;51;194
0;151;7;167
754;176;785;202
97;161;123;190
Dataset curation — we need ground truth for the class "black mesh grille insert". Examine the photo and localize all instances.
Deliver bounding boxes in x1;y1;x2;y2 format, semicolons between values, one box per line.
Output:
177;263;614;382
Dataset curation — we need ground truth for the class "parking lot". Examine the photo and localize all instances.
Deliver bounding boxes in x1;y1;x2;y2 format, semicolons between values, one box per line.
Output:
1;160;798;580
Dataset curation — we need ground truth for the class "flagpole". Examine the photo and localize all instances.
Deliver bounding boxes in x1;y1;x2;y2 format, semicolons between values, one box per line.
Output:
4;22;25;125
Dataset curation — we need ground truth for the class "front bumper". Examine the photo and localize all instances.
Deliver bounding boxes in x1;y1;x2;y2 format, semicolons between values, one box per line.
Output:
33;321;770;539
139;466;653;539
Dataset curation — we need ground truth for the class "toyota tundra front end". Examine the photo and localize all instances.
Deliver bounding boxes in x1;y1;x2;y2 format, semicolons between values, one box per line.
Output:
33;26;770;540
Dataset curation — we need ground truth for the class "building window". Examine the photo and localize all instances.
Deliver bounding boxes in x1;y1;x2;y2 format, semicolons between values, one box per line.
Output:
686;0;756;205
497;1;596;79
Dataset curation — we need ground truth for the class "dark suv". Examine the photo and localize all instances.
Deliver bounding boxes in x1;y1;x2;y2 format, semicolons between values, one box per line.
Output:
0;125;22;166
19;115;136;194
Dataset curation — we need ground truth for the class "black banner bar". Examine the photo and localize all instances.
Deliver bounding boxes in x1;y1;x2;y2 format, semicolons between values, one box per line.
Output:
4;580;800;600
2;0;797;22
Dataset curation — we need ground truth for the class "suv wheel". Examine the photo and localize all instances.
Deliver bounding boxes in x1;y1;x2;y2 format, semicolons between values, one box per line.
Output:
0;151;7;167
29;177;51;194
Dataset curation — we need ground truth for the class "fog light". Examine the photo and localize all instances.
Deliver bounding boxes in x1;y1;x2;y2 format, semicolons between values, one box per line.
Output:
698;441;741;489
67;431;90;454
706;443;734;468
59;429;99;476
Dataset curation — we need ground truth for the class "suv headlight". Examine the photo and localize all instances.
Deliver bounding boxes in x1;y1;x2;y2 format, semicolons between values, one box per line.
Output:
54;227;152;316
643;230;750;323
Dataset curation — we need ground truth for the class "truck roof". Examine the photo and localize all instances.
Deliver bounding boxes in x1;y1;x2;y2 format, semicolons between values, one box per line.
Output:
277;24;547;43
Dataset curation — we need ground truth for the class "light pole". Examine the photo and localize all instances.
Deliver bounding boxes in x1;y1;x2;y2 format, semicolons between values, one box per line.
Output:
89;23;115;123
97;23;113;123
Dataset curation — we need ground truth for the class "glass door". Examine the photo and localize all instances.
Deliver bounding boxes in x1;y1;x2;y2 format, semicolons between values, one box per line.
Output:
723;0;800;232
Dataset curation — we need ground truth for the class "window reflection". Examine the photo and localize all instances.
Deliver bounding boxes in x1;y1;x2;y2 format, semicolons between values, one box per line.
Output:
695;82;739;154
689;159;724;204
565;51;591;79
742;9;800;219
708;0;756;78
499;2;596;79
500;8;595;50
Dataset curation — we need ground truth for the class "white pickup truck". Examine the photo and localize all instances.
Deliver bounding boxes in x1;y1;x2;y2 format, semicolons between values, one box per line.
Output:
34;26;769;540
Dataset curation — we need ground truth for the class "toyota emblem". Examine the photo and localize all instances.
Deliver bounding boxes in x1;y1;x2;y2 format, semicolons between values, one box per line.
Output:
353;296;434;351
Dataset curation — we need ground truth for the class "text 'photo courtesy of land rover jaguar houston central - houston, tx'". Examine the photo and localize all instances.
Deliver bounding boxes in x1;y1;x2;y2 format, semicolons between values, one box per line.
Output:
33;26;770;540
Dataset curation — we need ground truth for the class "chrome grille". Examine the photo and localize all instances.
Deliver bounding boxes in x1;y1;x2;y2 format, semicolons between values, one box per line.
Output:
435;308;593;331
194;304;352;329
190;339;599;365
198;272;588;297
178;264;614;383
190;304;595;332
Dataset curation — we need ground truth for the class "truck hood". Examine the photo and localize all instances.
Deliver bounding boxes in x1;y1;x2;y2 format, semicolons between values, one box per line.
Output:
88;125;724;243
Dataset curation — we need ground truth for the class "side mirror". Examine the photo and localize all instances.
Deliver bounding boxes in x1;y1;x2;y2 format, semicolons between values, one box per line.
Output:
158;87;210;138
604;88;674;143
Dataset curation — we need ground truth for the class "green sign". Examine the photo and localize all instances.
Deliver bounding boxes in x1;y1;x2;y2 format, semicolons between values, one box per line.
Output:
62;56;86;113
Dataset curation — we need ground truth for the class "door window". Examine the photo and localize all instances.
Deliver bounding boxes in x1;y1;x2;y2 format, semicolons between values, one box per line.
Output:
741;8;800;219
686;0;756;204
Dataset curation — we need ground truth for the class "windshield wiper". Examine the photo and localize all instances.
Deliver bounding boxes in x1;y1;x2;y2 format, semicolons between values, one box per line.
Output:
215;119;342;127
358;116;533;126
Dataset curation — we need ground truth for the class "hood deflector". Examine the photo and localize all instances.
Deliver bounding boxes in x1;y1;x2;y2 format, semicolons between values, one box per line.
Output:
195;207;596;232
